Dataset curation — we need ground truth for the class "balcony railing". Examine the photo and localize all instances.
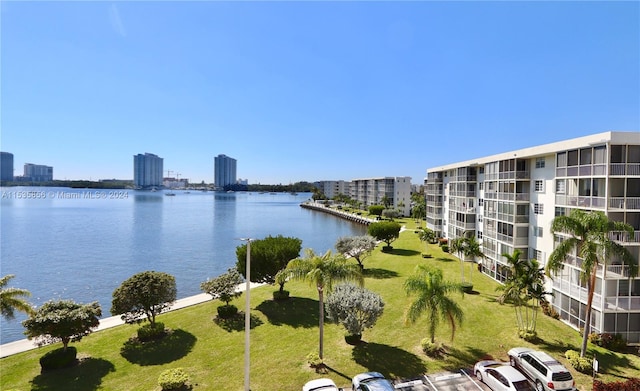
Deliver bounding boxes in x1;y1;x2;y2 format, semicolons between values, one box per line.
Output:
609;197;640;210
609;230;640;244
605;296;640;311
610;163;640;176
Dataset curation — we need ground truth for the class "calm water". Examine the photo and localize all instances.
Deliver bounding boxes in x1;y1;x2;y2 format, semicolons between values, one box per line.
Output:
0;187;366;344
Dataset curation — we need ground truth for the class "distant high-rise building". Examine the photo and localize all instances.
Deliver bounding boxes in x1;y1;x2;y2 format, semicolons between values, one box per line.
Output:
214;154;237;190
0;152;14;181
23;163;53;182
133;153;163;189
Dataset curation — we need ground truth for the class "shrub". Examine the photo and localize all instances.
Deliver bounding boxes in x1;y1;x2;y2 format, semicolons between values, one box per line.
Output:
217;304;238;318
593;378;640;391
272;290;290;300
589;332;626;351
420;338;443;357
441;245;449;253
137;322;166;341
382;245;393;252
461;282;473;294
306;351;322;368
422;253;432;258
344;334;362;345
518;329;537;342
158;368;189;390
541;301;559;319
40;346;77;371
565;350;593;374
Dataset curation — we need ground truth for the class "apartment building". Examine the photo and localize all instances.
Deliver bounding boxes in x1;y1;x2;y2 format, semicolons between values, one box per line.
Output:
23;163;53;182
425;131;640;343
350;177;412;216
0;152;14;181
214;154;237;190
315;180;351;199
133;153;163;189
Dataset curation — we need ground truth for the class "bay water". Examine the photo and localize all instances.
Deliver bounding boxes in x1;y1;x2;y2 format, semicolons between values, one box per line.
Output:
0;187;366;344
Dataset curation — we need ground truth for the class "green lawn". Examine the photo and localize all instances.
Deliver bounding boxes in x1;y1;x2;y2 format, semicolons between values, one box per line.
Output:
2;221;639;390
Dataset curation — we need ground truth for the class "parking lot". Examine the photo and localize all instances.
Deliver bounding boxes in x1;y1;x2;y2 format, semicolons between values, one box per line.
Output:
342;369;492;391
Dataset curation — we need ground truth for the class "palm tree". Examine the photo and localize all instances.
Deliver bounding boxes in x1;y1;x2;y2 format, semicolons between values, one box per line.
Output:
417;227;436;254
462;236;485;283
404;264;464;343
285;249;363;360
546;209;637;357
0;275;34;320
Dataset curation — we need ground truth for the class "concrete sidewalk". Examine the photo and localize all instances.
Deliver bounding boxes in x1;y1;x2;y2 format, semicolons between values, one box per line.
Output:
0;282;263;358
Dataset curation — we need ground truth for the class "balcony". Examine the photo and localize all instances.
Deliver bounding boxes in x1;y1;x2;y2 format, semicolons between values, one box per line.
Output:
609;230;640;244
555;195;606;209
610;163;640;176
605;296;640;311
609;197;640;210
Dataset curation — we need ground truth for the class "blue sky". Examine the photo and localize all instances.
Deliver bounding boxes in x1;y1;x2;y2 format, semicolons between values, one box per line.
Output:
2;1;638;185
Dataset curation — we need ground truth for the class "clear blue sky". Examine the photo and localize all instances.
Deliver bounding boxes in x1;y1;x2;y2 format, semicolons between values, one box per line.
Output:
2;1;638;185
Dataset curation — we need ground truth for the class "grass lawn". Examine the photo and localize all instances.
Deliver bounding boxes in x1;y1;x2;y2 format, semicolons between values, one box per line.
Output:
1;218;639;390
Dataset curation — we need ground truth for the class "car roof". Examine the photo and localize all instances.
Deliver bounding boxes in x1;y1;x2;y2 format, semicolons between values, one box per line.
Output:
353;372;385;383
303;378;338;391
493;365;530;382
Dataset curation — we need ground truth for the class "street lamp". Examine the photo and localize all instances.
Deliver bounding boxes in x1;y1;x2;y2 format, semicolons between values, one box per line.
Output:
239;238;252;391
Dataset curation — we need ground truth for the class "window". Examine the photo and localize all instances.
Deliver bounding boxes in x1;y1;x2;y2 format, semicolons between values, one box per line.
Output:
555;207;566;216
535;157;545;168
556;179;566;194
534;227;543;237
479;198;484;206
535;180;544;192
478;231;483;239
533;249;542;260
534;203;544;214
479;182;484;190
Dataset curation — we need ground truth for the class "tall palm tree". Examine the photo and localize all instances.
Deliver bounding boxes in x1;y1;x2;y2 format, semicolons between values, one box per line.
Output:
0;275;34;320
546;209;637;357
404;264;464;343
285;249;363;360
462;236;485;283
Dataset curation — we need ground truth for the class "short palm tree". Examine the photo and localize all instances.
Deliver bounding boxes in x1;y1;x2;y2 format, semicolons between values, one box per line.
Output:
462;236;485;283
546;209;637;357
0;274;34;320
404;264;464;343
285;249;363;360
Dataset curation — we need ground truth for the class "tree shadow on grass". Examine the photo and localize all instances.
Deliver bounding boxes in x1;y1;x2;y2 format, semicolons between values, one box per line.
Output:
256;297;319;328
443;346;491;372
389;249;421;257
436;257;454;262
31;356;115;391
364;268;399;279
214;312;263;332
352;342;426;379
594;349;640;378
120;329;197;366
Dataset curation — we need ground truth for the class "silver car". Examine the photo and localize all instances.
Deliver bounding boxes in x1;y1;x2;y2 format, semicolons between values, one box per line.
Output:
474;360;534;391
352;372;395;391
508;347;576;391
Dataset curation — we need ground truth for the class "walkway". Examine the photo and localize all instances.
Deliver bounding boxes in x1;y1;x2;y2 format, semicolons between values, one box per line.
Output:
0;282;263;358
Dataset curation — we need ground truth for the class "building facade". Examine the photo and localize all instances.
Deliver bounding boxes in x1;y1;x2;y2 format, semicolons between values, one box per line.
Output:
350;177;412;216
23;163;53;182
214;154;237;190
133;153;163;189
425;131;640;343
315;180;351;199
0;152;14;181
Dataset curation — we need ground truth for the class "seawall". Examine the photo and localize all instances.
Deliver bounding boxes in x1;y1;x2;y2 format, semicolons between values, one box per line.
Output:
300;202;375;225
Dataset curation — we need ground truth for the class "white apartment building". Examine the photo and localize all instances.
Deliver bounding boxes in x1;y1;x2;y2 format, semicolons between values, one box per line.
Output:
425;131;640;344
315;180;351;199
350;177;412;216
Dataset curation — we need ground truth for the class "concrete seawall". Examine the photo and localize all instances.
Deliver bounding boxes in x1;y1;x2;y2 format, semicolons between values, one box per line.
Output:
300;202;376;225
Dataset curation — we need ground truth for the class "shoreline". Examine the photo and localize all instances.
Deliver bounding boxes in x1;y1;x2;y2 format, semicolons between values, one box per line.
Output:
300;201;376;225
0;282;264;358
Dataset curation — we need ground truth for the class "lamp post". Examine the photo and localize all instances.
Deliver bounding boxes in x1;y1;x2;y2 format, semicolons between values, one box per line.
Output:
240;238;252;391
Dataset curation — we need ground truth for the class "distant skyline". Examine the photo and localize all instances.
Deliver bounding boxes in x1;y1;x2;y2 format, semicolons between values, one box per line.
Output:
2;2;638;185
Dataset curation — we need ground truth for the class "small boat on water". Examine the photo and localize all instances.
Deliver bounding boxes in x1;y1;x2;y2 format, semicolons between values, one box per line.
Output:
165;192;176;196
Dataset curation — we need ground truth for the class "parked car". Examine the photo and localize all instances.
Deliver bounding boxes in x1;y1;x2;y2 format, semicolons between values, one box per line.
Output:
474;360;534;391
508;347;576;391
352;372;395;391
303;378;340;391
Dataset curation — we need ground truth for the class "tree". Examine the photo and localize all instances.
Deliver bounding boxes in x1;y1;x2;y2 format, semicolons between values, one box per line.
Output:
411;192;426;222
111;271;177;327
461;236;485;284
284;249;363;360
404;264;464;343
235;235;302;292
335;235;377;270
325;283;384;342
382;208;400;221
368;221;401;248
380;195;392;209
201;268;244;306
417;227;437;247
0;274;34;320
497;251;550;338
546;210;637;357
23;300;101;350
368;205;385;217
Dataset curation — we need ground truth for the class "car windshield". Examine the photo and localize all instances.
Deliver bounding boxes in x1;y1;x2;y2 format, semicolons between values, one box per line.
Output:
513;380;533;391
